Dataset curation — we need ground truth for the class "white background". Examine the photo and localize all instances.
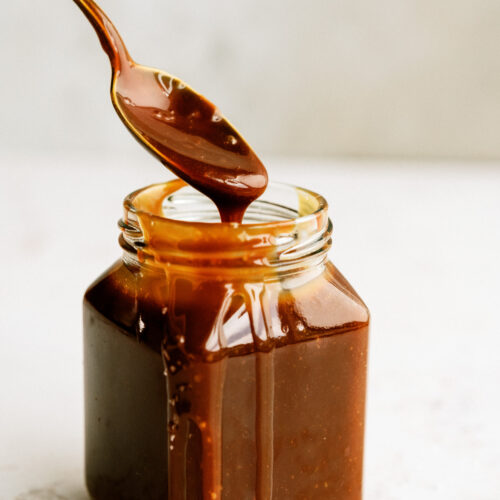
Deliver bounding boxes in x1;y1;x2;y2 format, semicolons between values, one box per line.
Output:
3;0;500;159
1;0;500;498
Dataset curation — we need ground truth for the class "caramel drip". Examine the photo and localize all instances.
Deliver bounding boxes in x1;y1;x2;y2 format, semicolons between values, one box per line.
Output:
244;283;275;498
140;242;279;499
255;352;275;499
161;272;231;499
166;358;227;500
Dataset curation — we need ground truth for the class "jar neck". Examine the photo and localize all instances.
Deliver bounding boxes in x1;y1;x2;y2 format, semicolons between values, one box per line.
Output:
119;180;332;279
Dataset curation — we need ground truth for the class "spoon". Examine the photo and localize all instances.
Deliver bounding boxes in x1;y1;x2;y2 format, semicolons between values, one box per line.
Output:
73;0;268;222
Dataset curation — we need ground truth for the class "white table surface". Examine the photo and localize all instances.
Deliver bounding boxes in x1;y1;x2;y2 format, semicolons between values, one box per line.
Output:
1;151;499;499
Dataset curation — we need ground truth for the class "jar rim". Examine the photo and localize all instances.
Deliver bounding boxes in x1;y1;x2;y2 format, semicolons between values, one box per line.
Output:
124;179;328;228
120;180;332;270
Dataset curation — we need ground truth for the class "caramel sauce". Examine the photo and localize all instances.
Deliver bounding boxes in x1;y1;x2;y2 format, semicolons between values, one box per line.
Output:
73;2;370;499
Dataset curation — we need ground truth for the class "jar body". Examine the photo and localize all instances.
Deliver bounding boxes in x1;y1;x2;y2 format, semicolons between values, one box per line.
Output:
83;256;369;499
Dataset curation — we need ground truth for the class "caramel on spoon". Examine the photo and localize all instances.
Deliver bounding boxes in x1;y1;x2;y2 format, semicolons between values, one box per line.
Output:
73;0;268;222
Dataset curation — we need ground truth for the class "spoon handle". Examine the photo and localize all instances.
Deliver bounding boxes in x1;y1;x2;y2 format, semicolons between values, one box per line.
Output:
73;0;133;71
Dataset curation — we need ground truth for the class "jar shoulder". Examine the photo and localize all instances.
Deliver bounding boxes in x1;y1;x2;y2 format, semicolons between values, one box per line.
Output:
84;259;129;323
84;260;167;351
322;260;369;325
276;261;369;337
83;259;369;356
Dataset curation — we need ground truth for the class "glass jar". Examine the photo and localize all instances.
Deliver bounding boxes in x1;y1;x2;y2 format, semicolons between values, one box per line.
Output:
83;179;369;500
